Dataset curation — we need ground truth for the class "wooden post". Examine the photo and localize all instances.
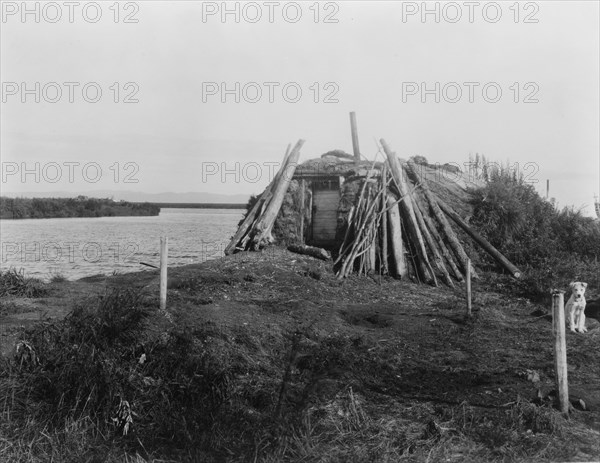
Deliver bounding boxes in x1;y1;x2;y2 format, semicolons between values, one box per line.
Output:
299;179;306;243
380;166;388;275
308;187;314;241
350;112;361;164
160;236;168;312
552;290;569;417
466;259;472;317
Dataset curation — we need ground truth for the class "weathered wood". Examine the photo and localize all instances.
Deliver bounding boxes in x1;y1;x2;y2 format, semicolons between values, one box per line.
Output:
380;139;433;284
160;236;168;312
224;143;292;255
299;179;306;243
306;186;313;242
368;232;377;273
437;200;522;279
380;166;389;275
405;160;476;279
409;193;439;287
552;290;569;417
287;243;331;261
335;167;377;266
337;184;383;279
387;195;407;278
255;143;297;243
350;111;361;163
337;206;355;259
251;139;305;249
414;189;463;282
412;193;454;288
466;259;472;317
338;197;373;278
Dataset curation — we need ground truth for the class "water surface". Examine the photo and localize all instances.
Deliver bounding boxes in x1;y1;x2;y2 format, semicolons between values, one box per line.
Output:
0;208;244;281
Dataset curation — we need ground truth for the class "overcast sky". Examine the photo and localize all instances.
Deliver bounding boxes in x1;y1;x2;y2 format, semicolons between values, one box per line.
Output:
1;1;598;215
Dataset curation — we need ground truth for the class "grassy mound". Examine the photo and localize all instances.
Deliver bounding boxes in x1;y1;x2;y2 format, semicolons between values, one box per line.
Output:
469;170;600;300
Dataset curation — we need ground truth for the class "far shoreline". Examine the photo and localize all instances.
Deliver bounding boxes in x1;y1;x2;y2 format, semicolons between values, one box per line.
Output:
0;199;247;220
153;203;246;209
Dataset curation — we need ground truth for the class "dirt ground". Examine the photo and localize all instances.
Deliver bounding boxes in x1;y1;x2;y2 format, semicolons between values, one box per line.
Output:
1;247;599;461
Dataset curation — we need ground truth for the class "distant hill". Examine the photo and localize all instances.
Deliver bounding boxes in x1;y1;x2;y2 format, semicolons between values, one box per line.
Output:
1;190;251;204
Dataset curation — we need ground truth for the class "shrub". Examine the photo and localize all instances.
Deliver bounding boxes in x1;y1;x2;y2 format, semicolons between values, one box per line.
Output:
469;169;600;299
410;155;429;165
470;175;600;266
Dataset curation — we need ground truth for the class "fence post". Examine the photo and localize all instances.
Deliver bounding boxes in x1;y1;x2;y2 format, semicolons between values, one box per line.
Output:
551;290;569;417
466;258;472;317
160;236;168;312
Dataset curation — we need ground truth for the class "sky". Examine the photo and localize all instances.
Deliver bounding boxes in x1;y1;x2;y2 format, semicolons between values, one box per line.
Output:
1;0;599;215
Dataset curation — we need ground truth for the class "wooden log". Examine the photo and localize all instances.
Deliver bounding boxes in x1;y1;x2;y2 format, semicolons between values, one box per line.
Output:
350;111;361;163
368;232;377;273
224;143;292;255
411;193;453;288
337;206;355;260
287;244;331;261
380;166;389;275
414;190;463;282
380;139;433;284
299;179;306;243
338;193;373;278
437;200;522;279
387;195;407;278
405;160;476;279
160;236;168;312
251;139;305;249
336;171;375;265
552;290;569;417
251;142;293;222
466;259;472;317
337;187;383;279
409;193;439;287
307;186;313;242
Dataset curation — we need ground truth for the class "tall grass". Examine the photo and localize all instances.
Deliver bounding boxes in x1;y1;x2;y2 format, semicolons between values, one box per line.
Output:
0;268;48;298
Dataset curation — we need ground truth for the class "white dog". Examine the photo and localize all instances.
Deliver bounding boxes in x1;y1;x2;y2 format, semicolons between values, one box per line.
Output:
566;282;588;333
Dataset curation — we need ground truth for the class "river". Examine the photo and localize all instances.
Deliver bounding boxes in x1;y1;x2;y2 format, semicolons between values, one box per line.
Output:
0;208;245;281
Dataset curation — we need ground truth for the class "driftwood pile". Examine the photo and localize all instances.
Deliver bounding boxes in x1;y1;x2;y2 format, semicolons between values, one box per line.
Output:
224;131;522;286
334;138;521;284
